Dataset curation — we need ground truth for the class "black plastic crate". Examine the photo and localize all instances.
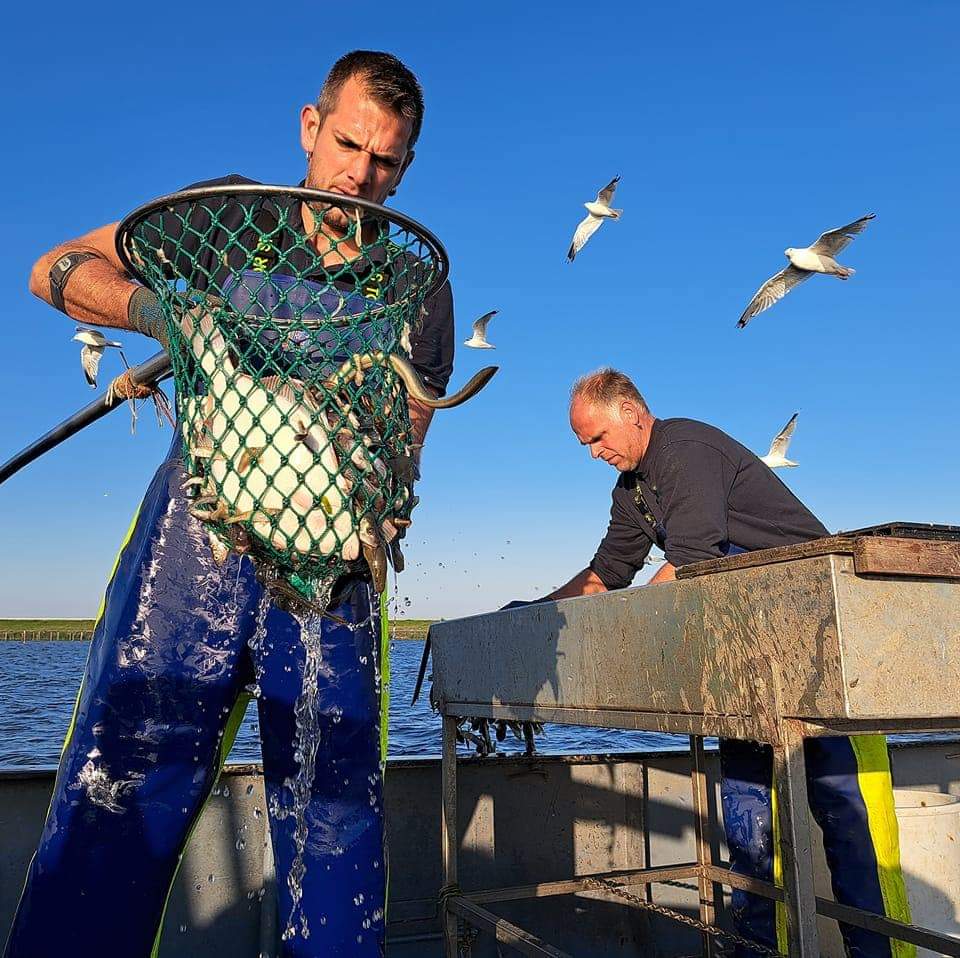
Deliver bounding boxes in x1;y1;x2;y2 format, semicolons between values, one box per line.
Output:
839;522;960;542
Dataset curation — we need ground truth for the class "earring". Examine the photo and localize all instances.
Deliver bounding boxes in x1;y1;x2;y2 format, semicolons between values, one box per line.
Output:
388;188;397;197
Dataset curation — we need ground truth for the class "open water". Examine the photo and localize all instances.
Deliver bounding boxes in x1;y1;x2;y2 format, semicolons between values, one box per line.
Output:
0;638;691;768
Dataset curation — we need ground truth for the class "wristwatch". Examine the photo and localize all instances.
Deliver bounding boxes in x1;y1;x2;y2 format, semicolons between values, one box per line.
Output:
49;251;99;313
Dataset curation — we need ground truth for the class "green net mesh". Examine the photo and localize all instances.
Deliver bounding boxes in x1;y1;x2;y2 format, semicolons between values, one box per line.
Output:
117;185;448;597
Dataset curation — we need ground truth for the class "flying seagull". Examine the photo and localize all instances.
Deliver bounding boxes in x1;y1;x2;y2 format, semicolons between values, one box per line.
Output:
73;326;125;388
738;213;875;328
464;310;497;349
567;176;622;262
760;412;799;469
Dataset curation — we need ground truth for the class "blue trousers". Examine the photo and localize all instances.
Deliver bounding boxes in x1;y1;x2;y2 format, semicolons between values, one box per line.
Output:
720;737;913;958
4;454;387;957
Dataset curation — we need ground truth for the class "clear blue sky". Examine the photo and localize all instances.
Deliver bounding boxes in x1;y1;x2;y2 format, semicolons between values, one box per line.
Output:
1;2;957;619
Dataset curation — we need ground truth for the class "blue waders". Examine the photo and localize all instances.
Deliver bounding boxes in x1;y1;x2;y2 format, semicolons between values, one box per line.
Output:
4;449;388;957
716;545;913;958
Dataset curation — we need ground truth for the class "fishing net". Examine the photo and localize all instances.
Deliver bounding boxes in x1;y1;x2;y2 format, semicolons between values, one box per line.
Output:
116;185;451;602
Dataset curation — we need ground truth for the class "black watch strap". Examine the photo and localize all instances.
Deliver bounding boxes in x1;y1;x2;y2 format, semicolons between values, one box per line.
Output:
49;251;99;313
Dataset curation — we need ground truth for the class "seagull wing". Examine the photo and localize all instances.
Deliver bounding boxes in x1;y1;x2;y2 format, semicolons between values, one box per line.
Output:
809;213;876;256
767;412;799;459
472;310;498;340
80;344;103;387
737;266;813;328
595;175;620;208
567;214;603;262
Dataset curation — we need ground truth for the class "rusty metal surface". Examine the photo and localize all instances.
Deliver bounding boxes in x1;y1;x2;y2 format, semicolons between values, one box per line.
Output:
429;554;960;723
702;865;960;957
448;899;574;957
463;864;701;904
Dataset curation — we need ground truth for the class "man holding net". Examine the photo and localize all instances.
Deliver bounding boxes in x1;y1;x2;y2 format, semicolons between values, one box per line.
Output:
6;51;453;958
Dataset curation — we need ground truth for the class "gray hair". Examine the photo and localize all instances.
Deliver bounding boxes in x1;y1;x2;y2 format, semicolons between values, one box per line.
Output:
570;368;650;414
316;50;424;149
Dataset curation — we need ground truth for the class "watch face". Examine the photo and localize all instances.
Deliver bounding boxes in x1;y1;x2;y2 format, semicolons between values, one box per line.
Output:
50;252;97;310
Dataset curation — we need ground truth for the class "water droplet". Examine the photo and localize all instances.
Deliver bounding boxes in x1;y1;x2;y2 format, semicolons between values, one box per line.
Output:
208;873;215;884
179;923;187;933
222;785;230;797
246;783;254;795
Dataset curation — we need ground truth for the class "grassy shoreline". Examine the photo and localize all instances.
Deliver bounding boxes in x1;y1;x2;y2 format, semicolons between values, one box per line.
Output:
0;618;433;641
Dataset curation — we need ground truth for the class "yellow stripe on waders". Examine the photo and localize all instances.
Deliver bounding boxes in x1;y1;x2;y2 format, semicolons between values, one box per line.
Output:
60;502;144;761
773;737;914;958
771;782;788;954
850;735;915;958
151;692;251;957
379;586;391;760
8;502;144;929
379;586;391;916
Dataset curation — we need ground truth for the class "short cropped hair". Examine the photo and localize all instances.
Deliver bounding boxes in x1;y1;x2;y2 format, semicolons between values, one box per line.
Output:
570;368;650;414
316;50;425;149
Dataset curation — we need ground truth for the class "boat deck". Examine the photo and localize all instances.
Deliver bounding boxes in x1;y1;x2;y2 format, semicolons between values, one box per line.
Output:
4;740;960;956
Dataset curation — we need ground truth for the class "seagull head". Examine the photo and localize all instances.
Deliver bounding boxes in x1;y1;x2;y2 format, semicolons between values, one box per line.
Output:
784;247;795;258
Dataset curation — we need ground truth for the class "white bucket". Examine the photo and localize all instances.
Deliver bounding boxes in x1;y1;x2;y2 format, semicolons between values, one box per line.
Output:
895;789;960;958
814;789;960;958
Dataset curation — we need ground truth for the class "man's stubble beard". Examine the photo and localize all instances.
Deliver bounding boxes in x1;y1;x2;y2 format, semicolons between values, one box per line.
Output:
304;171;352;237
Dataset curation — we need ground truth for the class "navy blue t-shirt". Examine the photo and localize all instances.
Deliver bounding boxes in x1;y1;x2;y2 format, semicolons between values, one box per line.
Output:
590;418;829;588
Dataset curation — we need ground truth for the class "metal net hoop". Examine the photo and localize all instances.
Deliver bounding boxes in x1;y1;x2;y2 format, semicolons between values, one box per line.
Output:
116;185;449;591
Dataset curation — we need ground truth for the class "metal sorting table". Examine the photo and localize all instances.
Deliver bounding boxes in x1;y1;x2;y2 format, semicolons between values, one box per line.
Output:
427;534;960;958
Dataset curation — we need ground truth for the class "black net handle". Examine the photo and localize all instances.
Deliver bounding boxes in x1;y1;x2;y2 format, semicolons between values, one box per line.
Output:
114;183;449;296
0;350;172;487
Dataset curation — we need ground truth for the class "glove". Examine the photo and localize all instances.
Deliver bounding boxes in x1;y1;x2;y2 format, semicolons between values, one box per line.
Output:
127;286;169;346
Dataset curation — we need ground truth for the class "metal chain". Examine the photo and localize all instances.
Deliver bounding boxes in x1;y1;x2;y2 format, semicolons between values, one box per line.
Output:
583;877;783;958
457;922;479;956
